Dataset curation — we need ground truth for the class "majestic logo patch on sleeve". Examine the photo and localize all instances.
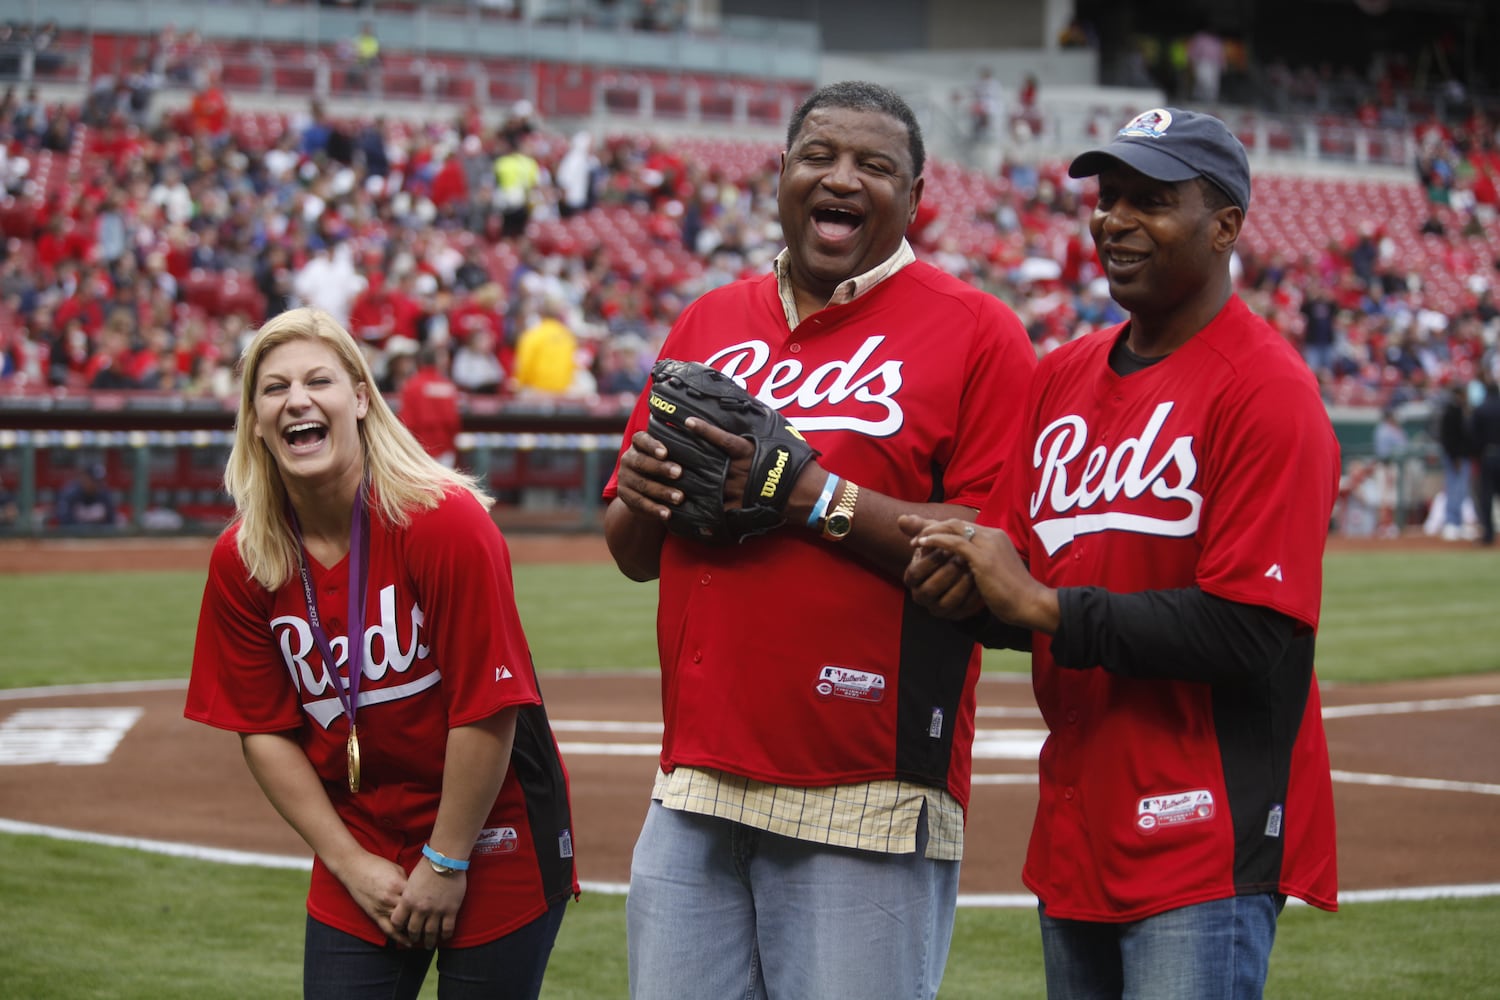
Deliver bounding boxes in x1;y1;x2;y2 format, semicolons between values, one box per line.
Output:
1136;789;1216;834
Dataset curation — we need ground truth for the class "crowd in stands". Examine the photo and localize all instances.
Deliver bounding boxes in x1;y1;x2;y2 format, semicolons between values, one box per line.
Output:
0;79;1498;428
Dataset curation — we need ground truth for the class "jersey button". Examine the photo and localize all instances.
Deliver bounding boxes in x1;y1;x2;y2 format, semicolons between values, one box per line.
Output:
700;573;712;585
789;342;802;354
1063;787;1075;801
692;651;703;663
1066;710;1079;725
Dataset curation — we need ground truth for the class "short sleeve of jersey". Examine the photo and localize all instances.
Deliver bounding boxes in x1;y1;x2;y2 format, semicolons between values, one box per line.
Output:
185;529;302;733
403;491;543;725
1195;370;1339;629
938;293;1037;510
979;357;1048;565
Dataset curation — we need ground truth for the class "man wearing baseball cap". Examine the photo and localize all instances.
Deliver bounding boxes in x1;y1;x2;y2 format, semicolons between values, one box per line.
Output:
903;107;1340;998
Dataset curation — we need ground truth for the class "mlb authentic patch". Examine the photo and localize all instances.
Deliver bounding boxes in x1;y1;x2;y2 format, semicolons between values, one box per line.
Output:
1136;789;1216;834
813;665;886;703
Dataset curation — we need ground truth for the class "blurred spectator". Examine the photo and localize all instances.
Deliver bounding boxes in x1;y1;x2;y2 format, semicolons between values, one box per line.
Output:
348;271;404;348
1057;16;1095;49
555;131;601;217
56;462;117;527
1299;279;1338;374
450;325;505;395
510;295;578;395
594;333;649;397
1012;73;1041;142
449;281;510;369
0;472;18;527
379;337;419;394
346;21;380;92
255;244;297;322
968;67;1001;143
186;72;230;145
494;134;541;238
1472;379;1500;546
1372;406;1409;536
1187;28;1226;103
292;241;363;327
399;342;463;467
430;139;473;226
1437;382;1477;540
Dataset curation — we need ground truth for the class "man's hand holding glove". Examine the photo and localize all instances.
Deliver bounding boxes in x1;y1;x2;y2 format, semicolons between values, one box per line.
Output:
645;359;820;544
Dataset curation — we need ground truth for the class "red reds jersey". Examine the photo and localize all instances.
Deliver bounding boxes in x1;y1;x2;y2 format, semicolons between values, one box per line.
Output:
186;490;577;945
605;262;1037;809
398;367;463;461
989;295;1339;920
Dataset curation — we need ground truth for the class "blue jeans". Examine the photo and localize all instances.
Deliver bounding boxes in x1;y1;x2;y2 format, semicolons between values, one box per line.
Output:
302;898;567;1000
1442;453;1471;527
626;800;960;1000
1038;894;1284;1000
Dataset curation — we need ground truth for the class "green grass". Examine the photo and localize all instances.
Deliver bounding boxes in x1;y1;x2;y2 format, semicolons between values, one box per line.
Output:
1313;550;1500;681
3;549;1495;690
2;544;1497;996
2;835;1496;998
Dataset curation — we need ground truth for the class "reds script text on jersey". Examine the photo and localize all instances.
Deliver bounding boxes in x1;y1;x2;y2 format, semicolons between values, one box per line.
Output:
606;261;1037;807
991;294;1340;920
186;489;577;945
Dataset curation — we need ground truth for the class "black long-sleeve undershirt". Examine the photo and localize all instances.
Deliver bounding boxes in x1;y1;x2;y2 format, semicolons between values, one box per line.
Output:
969;587;1299;685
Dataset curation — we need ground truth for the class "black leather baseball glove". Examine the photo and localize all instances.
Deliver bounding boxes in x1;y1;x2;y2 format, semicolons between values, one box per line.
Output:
646;358;820;544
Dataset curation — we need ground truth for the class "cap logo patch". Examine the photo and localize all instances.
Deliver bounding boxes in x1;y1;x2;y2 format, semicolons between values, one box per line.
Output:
1119;108;1173;139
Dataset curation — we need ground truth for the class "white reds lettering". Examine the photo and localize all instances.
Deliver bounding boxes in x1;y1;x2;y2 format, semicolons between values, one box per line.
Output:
270;584;438;728
703;336;905;436
1030;401;1202;555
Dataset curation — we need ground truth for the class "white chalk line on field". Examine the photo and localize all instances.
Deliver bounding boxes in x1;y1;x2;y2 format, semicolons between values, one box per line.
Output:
1321;693;1500;718
2;818;1497;907
5;679;1500;897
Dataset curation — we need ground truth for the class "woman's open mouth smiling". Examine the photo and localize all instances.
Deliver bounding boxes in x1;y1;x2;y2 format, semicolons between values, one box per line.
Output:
283;421;329;454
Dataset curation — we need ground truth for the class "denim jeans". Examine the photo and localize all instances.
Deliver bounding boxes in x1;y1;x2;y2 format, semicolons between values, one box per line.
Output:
626;800;960;1000
1038;893;1284;1000
302;898;567;1000
1441;453;1471;527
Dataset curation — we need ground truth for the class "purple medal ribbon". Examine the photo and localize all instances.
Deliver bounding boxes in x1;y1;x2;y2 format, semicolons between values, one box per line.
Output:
289;484;371;792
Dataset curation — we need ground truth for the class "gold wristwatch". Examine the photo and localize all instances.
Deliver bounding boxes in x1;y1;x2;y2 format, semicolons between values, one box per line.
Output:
821;482;859;541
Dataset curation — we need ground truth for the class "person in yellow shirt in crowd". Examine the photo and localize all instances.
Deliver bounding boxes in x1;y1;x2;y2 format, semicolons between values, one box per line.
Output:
494;136;541;238
510;297;579;395
349;22;380;92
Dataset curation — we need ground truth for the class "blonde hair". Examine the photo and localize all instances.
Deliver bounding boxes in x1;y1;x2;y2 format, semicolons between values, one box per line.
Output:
224;307;492;590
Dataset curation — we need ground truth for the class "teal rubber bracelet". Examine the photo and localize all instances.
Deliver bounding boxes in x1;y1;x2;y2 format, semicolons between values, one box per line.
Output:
807;474;840;528
422;843;471;871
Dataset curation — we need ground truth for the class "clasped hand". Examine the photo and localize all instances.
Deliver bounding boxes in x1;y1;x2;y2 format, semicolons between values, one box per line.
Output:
898;514;1058;633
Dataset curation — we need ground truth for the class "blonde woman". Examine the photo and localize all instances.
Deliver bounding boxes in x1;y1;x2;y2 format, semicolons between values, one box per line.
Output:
186;308;577;999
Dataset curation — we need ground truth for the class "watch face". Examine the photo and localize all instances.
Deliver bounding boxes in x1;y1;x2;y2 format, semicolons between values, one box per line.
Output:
825;512;853;538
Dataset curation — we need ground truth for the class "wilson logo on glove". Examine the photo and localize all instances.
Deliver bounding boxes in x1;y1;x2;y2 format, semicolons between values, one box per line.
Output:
759;449;790;498
647;359;821;545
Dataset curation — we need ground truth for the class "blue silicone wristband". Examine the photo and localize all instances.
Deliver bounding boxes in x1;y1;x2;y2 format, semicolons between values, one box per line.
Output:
807;474;840;528
422;843;471;871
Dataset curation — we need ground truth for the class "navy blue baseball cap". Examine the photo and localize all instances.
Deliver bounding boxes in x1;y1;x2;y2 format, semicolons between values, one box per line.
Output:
1068;107;1251;213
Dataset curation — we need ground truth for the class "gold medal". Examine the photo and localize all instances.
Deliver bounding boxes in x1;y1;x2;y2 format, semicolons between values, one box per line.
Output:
347;724;361;793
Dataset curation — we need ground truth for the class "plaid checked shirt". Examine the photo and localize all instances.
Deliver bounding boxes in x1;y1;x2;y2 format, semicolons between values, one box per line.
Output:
652;766;966;861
